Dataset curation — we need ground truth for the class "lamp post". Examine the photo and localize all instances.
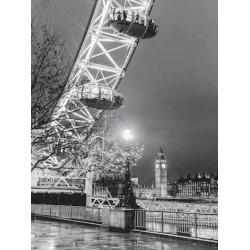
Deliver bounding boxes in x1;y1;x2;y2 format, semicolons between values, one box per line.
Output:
116;129;139;208
123;129;134;141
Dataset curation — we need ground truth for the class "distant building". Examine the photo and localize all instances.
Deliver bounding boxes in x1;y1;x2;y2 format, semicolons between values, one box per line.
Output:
94;147;169;199
133;147;168;199
168;173;218;199
133;184;157;199
155;147;168;198
131;176;139;186
93;147;218;200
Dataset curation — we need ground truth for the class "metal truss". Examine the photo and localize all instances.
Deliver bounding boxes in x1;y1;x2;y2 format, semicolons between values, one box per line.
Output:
136;199;218;214
54;0;155;137
37;0;156;172
89;196;120;207
89;196;218;214
89;185;119;207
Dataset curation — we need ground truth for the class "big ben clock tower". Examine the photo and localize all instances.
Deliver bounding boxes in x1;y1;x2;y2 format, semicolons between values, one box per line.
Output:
155;147;167;198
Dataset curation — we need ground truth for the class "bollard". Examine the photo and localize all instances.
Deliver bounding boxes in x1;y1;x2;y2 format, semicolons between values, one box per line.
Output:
135;211;138;228
194;213;197;237
161;211;164;232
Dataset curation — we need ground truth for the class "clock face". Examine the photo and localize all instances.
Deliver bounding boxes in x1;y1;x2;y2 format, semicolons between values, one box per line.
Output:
162;163;166;169
156;164;159;168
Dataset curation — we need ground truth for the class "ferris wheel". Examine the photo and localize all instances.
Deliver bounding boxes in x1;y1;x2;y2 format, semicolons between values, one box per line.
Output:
34;0;158;175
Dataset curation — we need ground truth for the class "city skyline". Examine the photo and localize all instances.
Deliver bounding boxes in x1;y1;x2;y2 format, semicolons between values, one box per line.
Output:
130;147;218;185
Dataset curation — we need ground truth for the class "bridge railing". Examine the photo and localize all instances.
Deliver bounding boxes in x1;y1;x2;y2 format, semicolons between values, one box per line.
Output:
135;210;218;241
32;204;102;223
136;199;218;213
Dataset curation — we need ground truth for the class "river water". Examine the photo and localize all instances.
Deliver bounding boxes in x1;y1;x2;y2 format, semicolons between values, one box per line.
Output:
31;219;217;250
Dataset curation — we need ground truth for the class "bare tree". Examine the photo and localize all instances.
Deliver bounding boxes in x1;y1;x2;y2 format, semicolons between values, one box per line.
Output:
31;4;74;171
31;21;72;129
53;114;145;177
32;113;144;180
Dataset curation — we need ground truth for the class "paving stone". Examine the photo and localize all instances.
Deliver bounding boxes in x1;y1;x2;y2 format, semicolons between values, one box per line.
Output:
31;219;217;250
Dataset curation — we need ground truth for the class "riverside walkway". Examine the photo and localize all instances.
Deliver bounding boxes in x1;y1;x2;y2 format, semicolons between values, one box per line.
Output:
32;219;217;250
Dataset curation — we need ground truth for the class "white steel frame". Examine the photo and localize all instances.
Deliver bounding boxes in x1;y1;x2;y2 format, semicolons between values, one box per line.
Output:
136;200;218;214
89;196;120;207
89;197;218;214
54;0;155;136
38;0;156;174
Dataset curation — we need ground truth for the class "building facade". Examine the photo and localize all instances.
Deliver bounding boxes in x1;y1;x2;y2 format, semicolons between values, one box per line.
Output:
133;147;168;199
155;147;167;198
168;173;218;199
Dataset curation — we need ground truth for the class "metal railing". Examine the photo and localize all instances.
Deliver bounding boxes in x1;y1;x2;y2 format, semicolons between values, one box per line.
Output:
136;199;218;214
135;210;218;241
32;204;102;223
37;177;86;189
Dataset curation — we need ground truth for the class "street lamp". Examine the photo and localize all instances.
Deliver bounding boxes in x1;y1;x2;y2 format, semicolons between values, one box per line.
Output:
122;129;133;166
123;129;134;141
116;129;139;208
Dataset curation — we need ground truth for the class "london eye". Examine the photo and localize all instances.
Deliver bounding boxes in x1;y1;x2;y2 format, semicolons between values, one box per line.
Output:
31;0;158;180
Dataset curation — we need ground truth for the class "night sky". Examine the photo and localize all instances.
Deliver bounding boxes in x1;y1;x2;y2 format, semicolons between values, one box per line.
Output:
43;0;218;184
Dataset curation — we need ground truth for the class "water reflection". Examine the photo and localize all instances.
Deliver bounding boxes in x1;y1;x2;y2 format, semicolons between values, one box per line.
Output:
31;219;217;250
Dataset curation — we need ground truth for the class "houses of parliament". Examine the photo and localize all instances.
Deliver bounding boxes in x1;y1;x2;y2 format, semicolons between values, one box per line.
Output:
131;147;218;199
95;147;218;200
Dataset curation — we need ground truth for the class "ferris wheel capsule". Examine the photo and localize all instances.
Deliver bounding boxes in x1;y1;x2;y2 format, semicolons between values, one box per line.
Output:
77;83;124;110
107;8;158;39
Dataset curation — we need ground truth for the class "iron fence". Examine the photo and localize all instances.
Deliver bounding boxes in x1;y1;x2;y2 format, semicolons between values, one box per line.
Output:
31;204;218;240
31;204;102;223
135;210;218;241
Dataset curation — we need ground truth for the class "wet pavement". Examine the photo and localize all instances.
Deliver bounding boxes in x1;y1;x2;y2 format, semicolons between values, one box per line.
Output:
31;219;217;250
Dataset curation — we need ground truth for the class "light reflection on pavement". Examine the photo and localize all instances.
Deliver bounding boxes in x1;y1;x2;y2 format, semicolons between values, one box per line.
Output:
31;219;217;250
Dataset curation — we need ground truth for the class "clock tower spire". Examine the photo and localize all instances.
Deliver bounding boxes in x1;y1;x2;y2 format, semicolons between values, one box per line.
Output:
155;147;167;198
